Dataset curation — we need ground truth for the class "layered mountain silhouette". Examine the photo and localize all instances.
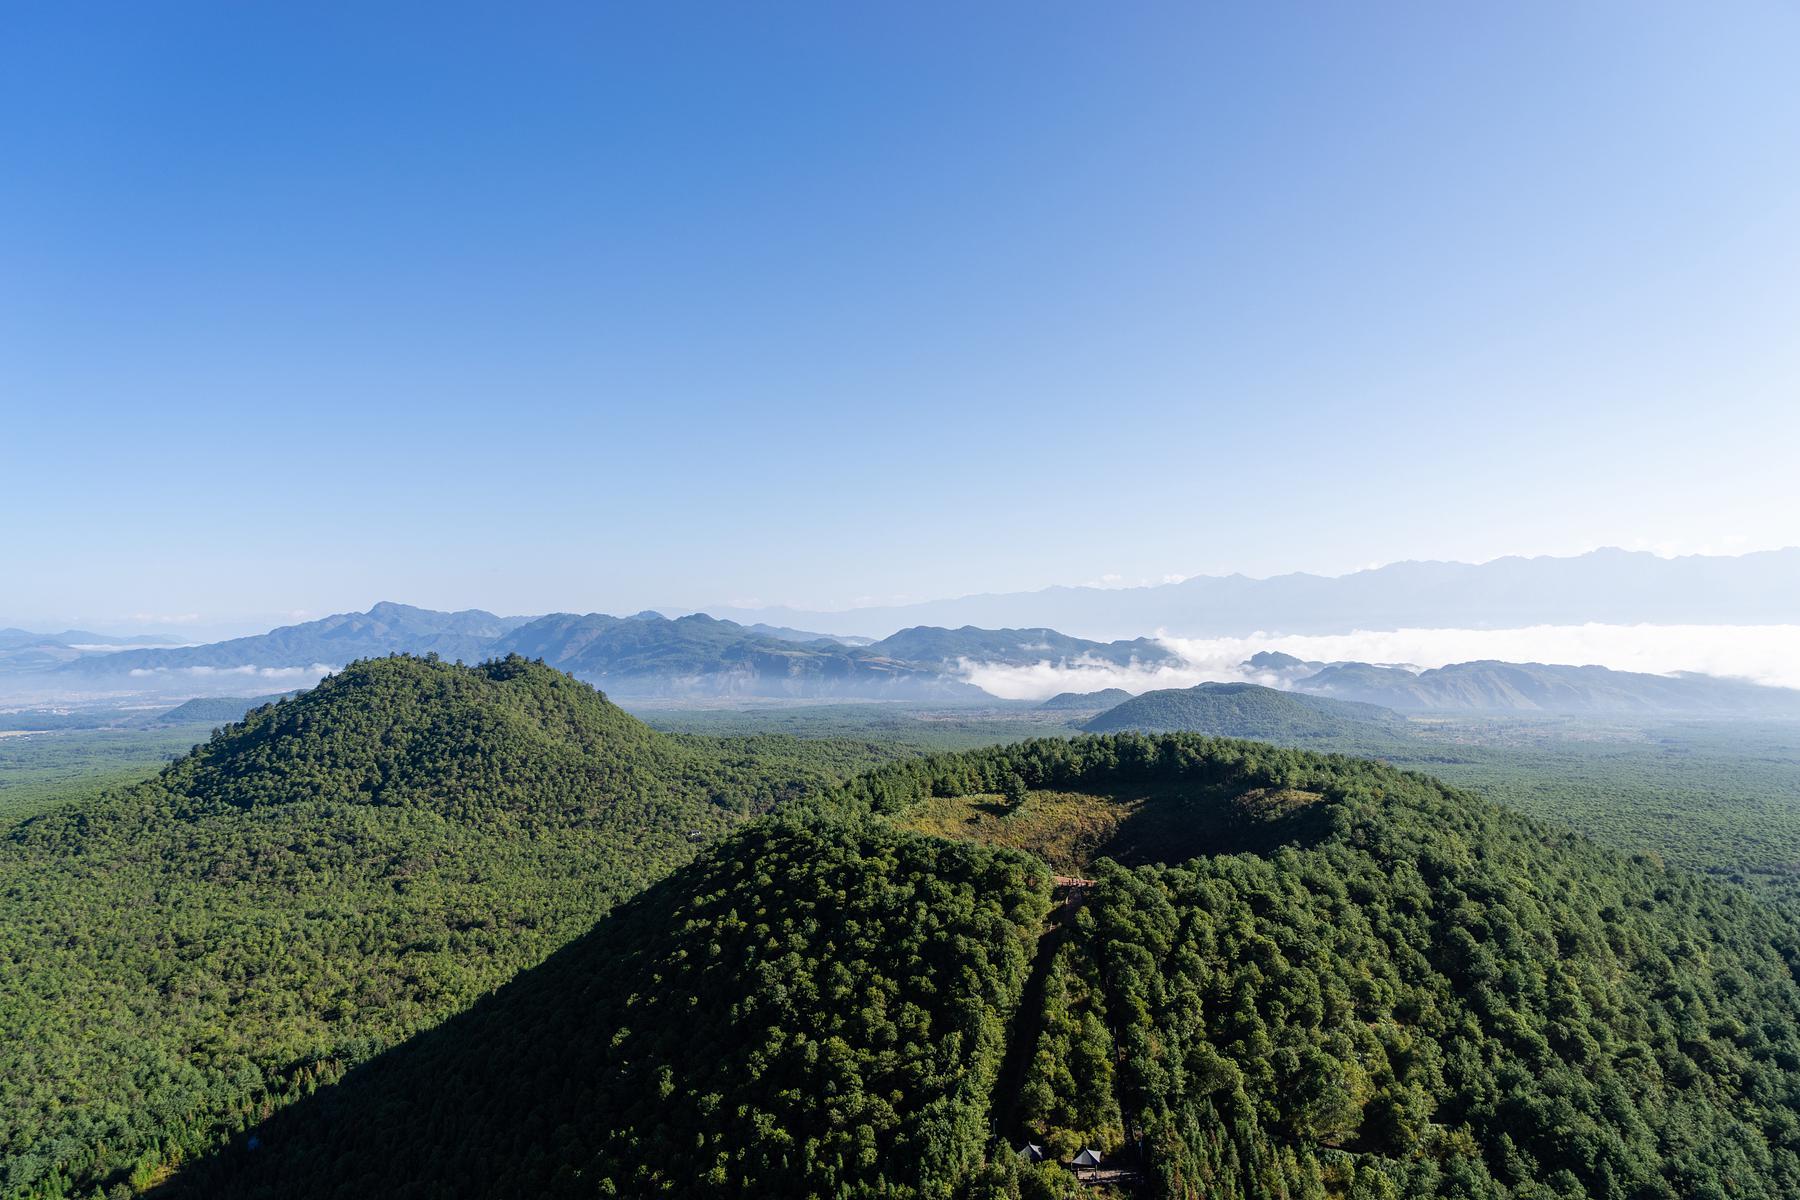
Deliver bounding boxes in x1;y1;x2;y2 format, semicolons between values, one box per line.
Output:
712;546;1800;638
16;594;1800;714
498;611;972;698
1280;658;1800;716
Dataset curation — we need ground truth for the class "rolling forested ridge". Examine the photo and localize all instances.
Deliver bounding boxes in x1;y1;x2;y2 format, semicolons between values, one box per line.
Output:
8;657;1800;1198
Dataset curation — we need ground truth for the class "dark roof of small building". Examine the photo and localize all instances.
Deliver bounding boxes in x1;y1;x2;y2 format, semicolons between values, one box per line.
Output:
1071;1148;1103;1167
1018;1143;1045;1161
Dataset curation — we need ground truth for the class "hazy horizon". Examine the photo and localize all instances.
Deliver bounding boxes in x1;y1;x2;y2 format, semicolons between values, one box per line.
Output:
5;542;1797;641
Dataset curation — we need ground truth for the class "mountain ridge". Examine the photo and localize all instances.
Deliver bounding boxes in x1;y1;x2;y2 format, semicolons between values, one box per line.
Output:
707;546;1800;639
15;597;1800;714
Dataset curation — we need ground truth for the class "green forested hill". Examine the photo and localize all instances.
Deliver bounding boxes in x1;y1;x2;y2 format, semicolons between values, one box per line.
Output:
860;738;1800;1198
0;655;868;1200
151;694;291;725
150;733;1800;1200
1083;681;1411;743
161;820;1050;1200
1039;687;1134;711
866;626;1177;670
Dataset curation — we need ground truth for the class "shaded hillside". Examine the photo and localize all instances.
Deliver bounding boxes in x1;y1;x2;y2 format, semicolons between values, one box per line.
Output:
1082;681;1410;743
867;625;1177;669
1298;659;1800;716
158;734;1800;1199
0;656;861;1200
499;611;974;698
153;693;293;724
739;620;872;645
158;821;1049;1200
1040;687;1134;711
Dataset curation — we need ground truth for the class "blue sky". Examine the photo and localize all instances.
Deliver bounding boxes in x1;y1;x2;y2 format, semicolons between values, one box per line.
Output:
4;2;1798;633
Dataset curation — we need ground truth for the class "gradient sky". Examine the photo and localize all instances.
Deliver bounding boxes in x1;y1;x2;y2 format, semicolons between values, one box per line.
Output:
5;2;1798;633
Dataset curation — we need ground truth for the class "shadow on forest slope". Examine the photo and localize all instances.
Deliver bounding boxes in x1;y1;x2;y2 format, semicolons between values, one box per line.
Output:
151;870;688;1200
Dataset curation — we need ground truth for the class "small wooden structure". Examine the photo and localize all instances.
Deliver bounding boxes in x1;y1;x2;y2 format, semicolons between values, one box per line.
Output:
1018;1143;1046;1163
1052;876;1095;909
1068;1148;1141;1187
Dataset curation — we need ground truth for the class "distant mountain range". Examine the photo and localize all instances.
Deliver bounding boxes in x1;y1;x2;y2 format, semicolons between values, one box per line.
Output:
10;599;1800;715
0;628;182;649
0;627;184;674
57;602;532;674
1252;654;1800;717
498;611;967;698
708;547;1800;639
24;606;1183;701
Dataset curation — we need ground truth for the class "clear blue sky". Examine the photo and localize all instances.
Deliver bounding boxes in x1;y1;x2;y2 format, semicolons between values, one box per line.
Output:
5;2;1798;633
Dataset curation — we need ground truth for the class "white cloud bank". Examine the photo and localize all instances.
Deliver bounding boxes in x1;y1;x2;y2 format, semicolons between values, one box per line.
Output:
960;624;1800;701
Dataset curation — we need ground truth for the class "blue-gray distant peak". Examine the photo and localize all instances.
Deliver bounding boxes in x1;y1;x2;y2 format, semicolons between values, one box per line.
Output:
709;547;1800;640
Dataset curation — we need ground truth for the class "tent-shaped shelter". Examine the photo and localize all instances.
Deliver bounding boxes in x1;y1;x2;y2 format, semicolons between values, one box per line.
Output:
1018;1143;1046;1163
1071;1148;1104;1168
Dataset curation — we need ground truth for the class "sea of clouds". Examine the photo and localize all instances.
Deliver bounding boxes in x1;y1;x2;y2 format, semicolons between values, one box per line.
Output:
958;623;1800;701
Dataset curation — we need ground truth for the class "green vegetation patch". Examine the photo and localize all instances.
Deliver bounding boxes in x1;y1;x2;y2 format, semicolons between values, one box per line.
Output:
896;787;1139;874
895;783;1328;874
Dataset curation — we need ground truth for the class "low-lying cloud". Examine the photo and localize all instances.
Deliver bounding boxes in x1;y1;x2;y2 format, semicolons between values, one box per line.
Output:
957;654;1249;701
959;623;1800;701
127;663;337;685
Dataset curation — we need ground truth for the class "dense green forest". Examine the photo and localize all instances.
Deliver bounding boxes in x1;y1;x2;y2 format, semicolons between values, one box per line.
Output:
0;725;204;822
160;820;1050;1199
20;698;1800;898
11;660;1800;1198
143;731;1800;1199
0;656;899;1199
655;704;1800;904
1039;688;1135;711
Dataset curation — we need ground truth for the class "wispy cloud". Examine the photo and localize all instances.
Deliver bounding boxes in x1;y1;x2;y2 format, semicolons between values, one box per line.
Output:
127;663;336;683
958;623;1800;700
